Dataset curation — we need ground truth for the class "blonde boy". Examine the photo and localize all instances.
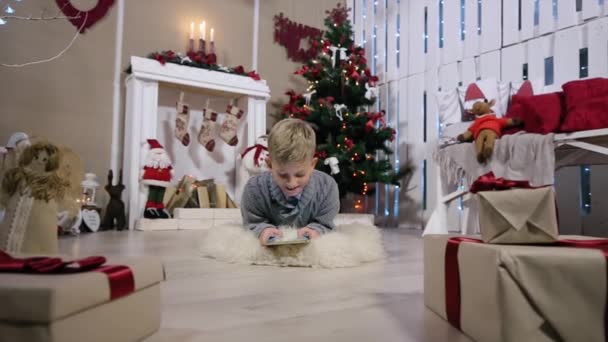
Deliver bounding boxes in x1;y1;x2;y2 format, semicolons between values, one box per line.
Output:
240;119;340;245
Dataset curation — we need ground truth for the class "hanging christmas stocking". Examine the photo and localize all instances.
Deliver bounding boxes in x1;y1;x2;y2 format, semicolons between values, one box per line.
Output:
198;108;218;152
219;105;244;146
175;100;191;146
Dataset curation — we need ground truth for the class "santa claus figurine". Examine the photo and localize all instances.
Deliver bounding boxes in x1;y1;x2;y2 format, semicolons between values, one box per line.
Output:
141;139;174;219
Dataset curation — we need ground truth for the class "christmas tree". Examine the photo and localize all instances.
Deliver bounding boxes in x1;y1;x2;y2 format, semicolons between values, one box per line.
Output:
279;4;411;199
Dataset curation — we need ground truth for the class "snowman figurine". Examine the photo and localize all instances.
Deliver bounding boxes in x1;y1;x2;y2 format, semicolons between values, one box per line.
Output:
240;135;270;176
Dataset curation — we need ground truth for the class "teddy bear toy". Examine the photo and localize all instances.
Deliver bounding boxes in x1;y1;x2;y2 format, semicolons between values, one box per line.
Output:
457;99;522;164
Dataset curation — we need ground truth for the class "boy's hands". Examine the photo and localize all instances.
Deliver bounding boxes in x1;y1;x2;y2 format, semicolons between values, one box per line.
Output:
259;227;282;245
297;227;320;240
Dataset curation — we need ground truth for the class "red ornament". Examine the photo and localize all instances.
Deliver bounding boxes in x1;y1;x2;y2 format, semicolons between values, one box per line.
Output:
55;0;115;33
274;13;324;62
344;137;355;151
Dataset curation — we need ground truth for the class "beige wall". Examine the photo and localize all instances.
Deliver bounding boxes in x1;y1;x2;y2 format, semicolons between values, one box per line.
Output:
0;0;341;205
0;0;117;192
259;0;342;126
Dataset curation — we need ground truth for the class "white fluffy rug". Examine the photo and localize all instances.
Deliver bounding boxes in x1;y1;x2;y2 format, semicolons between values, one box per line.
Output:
199;223;385;268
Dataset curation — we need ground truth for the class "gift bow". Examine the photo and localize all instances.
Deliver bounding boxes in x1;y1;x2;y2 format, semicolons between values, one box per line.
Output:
329;46;347;66
469;172;534;194
334;104;347;121
0;250;135;300
365;83;378;99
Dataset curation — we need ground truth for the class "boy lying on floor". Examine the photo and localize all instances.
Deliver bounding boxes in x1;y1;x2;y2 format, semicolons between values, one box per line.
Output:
240;118;340;245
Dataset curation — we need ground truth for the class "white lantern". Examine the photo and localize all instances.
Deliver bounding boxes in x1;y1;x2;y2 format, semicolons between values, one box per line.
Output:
80;173;99;206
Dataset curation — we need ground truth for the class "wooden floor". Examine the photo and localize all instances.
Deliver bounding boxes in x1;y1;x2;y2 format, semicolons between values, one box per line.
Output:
59;228;471;342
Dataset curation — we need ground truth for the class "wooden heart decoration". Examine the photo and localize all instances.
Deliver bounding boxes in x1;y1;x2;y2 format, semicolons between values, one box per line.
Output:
273;13;323;63
82;209;101;232
55;0;115;33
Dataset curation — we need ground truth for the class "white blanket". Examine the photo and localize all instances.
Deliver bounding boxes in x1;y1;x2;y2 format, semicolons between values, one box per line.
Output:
199;223;385;268
435;132;556;188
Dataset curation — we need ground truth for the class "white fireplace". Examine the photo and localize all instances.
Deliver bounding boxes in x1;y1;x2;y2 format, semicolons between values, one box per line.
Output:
123;56;270;229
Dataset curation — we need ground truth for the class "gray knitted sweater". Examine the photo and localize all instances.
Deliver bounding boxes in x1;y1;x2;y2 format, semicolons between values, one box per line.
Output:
240;170;340;237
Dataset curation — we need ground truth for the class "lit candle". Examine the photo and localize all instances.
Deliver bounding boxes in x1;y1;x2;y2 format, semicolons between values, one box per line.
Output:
209;28;215;54
200;21;206;40
188;22;195;52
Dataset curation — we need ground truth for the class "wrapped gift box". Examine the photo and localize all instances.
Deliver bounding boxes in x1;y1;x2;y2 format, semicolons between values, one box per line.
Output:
424;234;606;342
477;187;558;244
0;255;165;342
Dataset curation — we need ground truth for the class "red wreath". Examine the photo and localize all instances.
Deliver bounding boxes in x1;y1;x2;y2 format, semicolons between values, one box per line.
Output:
56;0;115;33
274;13;323;62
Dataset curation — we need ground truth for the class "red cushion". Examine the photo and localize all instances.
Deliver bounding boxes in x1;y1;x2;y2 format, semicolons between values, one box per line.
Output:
505;93;565;134
562;78;608;109
560;78;608;132
560;95;608;132
503;96;527;135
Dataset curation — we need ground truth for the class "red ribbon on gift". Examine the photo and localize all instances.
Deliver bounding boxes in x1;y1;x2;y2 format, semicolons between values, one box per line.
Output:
444;237;483;330
0;250;135;300
469;172;535;193
444;237;608;340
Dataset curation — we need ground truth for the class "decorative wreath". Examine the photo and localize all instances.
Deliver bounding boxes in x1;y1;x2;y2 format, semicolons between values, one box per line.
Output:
55;0;115;33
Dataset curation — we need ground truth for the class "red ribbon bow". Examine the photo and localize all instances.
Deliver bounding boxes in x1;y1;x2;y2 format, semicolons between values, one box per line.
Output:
469;172;534;193
444;237;608;340
0;250;135;300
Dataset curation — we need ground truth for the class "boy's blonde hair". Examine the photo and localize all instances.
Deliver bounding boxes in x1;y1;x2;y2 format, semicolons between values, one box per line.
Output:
268;119;316;164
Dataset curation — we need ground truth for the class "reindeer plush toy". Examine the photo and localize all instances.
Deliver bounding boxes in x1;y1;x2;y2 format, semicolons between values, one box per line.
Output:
457;99;522;164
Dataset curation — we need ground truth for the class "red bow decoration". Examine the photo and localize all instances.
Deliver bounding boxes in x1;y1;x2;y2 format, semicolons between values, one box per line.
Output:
0;250;135;300
469;172;535;193
365;112;386;133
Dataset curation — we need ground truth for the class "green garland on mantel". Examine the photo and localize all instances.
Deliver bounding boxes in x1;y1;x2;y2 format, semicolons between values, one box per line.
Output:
125;50;262;81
